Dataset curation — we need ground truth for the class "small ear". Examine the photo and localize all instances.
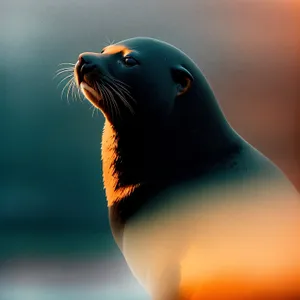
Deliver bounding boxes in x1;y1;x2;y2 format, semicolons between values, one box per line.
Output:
171;65;194;96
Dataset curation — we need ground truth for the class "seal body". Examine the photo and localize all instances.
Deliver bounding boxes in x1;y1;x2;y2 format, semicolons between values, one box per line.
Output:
74;37;300;300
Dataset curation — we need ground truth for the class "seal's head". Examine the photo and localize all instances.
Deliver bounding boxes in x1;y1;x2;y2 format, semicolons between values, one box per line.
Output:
74;37;239;203
74;37;221;131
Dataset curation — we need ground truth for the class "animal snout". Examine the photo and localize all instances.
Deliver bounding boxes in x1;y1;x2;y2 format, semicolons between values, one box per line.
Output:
75;52;99;85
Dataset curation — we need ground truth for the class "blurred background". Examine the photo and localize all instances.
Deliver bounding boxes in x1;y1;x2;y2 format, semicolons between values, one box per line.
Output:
1;0;299;299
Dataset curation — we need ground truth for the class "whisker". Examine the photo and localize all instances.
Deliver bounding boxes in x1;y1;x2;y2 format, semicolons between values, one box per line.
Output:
107;81;135;115
54;68;73;75
106;75;130;88
107;78;136;103
105;76;129;92
105;82;118;121
56;73;74;87
104;36;115;47
105;76;137;107
103;84;119;121
97;81;115;120
105;81;134;116
58;63;76;66
97;81;106;102
53;69;74;80
95;82;108;114
55;67;74;74
95;81;103;99
92;106;96;118
76;84;83;102
66;78;74;103
61;77;74;103
108;85;122;118
71;81;78;102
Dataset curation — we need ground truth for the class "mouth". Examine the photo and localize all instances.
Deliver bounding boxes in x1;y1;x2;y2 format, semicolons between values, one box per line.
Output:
80;82;103;108
74;60;103;108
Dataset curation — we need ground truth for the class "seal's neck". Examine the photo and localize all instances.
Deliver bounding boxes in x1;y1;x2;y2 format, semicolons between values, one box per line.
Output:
101;98;241;206
101;120;145;206
101;119;168;206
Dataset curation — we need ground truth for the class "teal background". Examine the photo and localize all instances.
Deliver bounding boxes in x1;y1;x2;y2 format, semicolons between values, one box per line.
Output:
1;0;299;299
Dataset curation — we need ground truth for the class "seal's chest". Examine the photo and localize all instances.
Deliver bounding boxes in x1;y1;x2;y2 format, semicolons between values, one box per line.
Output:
121;182;300;296
121;188;192;287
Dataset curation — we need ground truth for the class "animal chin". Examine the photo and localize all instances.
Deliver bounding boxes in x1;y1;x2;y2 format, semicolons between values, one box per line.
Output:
80;82;103;108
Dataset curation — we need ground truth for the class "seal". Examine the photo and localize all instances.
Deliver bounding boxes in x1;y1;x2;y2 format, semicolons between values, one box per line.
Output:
73;37;300;300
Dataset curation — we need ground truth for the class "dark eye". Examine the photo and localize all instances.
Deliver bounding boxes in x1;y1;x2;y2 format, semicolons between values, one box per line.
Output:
123;56;138;67
100;49;105;54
